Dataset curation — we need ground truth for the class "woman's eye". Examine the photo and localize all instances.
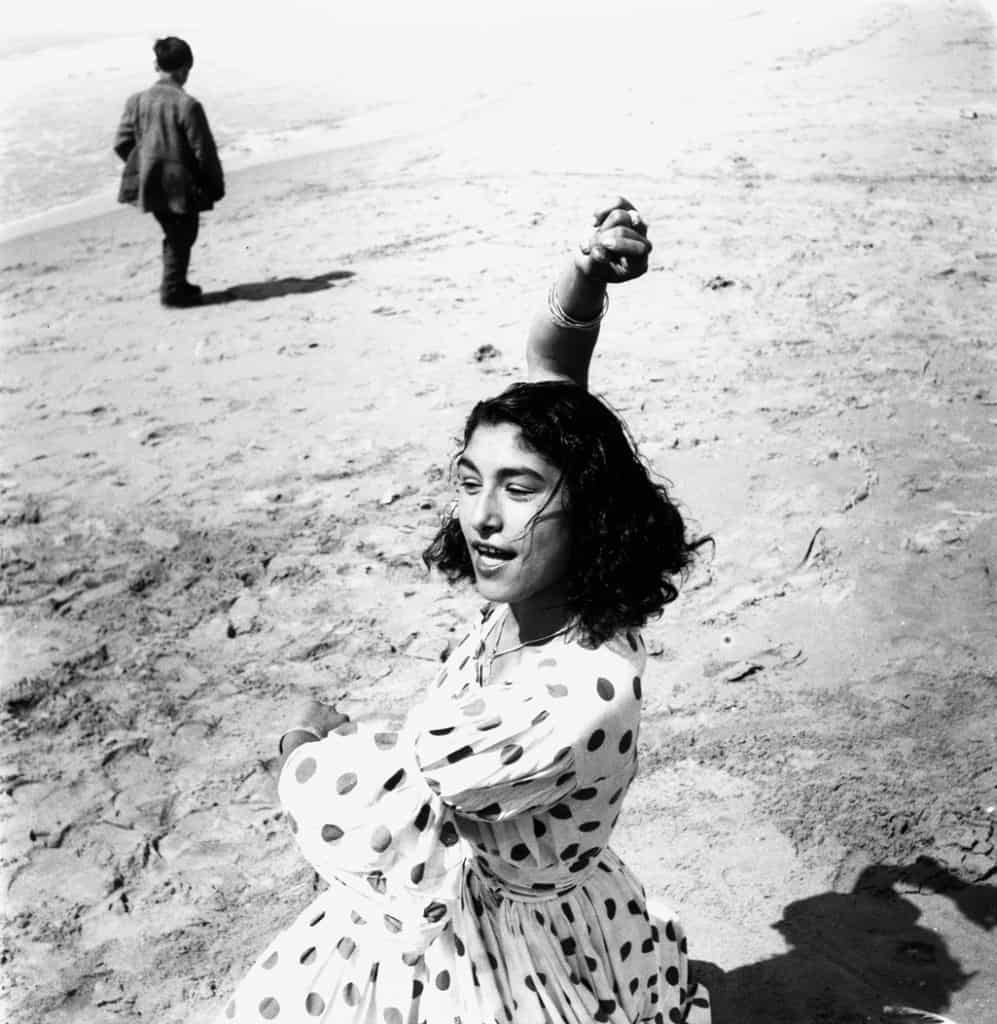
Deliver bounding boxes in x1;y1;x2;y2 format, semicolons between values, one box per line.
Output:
506;485;537;499
457;478;480;493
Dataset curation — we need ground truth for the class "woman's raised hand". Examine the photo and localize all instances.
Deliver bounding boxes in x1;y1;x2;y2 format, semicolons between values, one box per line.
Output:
575;197;652;284
526;195;652;387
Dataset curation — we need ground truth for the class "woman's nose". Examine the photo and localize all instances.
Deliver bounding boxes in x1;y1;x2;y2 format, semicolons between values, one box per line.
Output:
471;489;501;534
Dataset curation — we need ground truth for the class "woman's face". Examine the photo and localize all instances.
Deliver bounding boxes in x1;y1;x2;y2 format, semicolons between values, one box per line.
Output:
456;422;571;617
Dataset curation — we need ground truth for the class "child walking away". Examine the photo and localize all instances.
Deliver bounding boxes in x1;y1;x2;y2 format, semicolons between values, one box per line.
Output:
114;37;225;308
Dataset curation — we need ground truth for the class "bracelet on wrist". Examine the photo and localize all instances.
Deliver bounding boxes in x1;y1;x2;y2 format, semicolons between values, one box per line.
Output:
547;281;608;331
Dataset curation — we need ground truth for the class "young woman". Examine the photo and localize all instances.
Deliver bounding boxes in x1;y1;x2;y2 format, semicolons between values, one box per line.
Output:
215;199;711;1024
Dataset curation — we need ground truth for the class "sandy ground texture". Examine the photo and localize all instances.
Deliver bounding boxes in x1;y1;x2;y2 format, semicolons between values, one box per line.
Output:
2;2;996;1022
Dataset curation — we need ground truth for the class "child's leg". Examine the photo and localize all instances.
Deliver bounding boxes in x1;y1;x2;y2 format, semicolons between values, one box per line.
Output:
152;211;200;303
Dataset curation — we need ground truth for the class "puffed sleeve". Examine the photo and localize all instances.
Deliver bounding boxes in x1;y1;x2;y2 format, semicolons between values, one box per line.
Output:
278;720;464;953
410;636;644;821
411;685;576;821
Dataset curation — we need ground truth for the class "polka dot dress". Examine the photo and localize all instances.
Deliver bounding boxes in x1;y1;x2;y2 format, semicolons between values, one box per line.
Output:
215;608;710;1023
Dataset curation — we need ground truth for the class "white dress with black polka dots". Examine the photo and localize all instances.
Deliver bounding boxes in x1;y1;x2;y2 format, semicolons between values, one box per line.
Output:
216;608;711;1024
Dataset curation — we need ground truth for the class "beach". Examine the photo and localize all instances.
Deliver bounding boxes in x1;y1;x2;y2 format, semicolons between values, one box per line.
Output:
2;1;996;1021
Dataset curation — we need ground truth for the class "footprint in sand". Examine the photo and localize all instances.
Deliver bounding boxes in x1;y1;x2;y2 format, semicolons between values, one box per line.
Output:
129;422;189;447
703;643;806;683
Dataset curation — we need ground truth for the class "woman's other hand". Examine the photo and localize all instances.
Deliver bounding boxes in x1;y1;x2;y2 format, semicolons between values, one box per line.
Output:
278;699;350;759
295;699;350;736
575;197;652;284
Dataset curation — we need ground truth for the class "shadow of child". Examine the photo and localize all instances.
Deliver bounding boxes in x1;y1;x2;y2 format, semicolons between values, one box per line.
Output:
201;270;355;305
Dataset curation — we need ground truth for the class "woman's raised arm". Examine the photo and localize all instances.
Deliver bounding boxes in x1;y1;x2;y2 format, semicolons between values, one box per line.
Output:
526;197;652;389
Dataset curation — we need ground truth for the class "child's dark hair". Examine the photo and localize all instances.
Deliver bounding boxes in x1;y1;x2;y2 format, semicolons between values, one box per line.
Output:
423;381;710;646
154;37;194;72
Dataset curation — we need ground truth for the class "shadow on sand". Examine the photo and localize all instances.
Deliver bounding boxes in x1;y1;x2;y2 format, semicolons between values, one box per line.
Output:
693;858;996;1024
201;270;355;305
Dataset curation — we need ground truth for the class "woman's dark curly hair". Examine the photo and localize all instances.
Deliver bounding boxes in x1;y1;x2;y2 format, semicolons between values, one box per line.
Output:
423;381;709;646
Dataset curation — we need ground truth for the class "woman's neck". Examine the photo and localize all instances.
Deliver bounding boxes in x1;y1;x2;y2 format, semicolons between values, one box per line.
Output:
503;596;573;648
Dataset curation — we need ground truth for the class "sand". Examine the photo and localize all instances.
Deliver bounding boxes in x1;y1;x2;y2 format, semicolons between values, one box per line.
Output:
2;2;996;1021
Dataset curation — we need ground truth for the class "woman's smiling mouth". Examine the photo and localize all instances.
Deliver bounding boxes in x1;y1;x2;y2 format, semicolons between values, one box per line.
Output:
472;542;516;571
